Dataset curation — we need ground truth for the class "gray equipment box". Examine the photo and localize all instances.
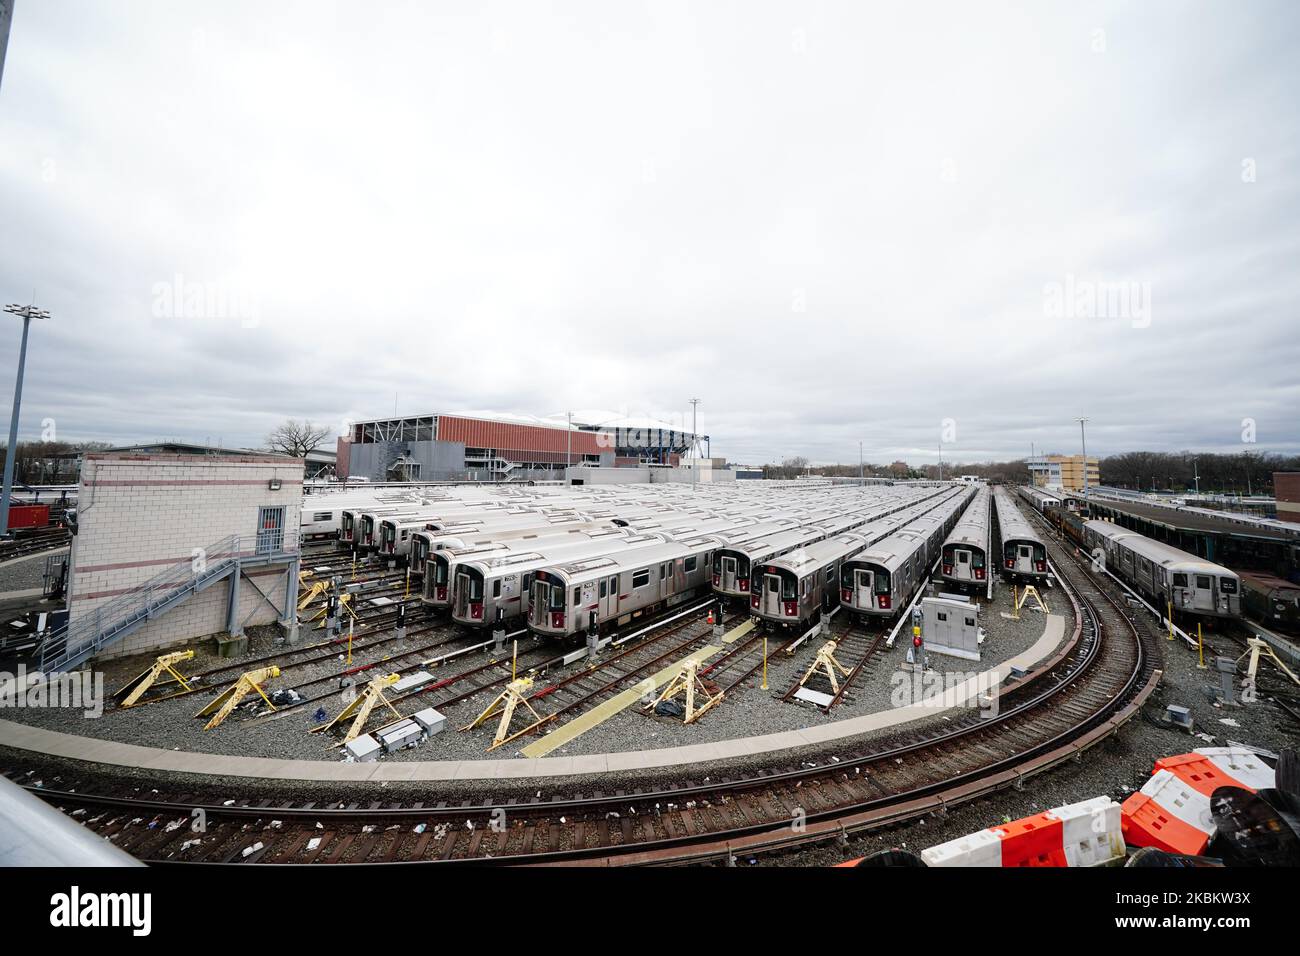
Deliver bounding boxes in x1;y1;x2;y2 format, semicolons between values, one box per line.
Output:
393;671;434;694
377;718;423;752
345;734;382;762
412;707;447;736
922;597;981;661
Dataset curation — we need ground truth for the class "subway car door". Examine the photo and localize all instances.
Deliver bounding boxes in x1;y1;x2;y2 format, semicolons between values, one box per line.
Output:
600;575;618;619
854;568;873;610
720;556;737;591
1191;575;1215;613
762;573;782;616
955;548;972;579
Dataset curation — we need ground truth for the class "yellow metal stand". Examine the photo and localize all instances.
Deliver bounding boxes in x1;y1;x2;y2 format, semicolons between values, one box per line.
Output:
1196;623;1207;670
114;650;195;708
1237;637;1300;687
645;658;723;724
798;640;851;695
761;637;769;691
462;676;545;750
1016;585;1049;614
297;579;328;611
312;673;402;744
195;666;281;730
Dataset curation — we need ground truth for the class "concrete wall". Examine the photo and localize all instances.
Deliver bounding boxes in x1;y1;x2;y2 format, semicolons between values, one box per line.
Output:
69;452;304;659
563;465;737;485
565;466;651;485
345;439;467;482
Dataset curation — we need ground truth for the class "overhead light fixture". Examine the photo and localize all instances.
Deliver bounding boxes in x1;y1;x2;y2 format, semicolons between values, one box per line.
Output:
269;478;282;491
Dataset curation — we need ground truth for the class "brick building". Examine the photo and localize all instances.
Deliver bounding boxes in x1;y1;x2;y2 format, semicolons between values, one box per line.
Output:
1276;472;1300;525
58;449;304;664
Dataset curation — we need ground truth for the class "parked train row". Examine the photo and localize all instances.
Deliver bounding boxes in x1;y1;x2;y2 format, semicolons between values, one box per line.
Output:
307;481;1025;641
1016;484;1242;621
429;487;945;637
839;486;976;618
754;486;972;627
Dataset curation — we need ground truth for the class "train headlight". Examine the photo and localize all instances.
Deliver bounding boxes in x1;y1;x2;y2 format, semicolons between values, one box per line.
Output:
739;579;749;592
975;568;985;580
784;601;797;616
841;588;851;603
471;603;483;619
751;595;760;608
878;595;891;610
551;611;564;628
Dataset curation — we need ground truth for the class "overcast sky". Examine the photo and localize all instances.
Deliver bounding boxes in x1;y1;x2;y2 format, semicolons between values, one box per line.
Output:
1;1;1297;465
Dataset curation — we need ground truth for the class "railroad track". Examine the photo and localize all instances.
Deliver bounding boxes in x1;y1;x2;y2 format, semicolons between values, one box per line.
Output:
0;526;70;563
17;530;1161;864
119;599;441;708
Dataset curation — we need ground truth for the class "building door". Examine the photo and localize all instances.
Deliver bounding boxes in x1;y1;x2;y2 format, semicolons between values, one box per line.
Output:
256;506;285;554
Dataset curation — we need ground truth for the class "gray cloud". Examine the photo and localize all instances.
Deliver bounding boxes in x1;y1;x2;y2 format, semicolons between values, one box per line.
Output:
0;0;1297;465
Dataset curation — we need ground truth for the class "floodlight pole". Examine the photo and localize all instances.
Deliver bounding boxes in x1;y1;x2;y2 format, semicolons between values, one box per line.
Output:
2;304;50;536
1077;416;1090;508
689;399;700;491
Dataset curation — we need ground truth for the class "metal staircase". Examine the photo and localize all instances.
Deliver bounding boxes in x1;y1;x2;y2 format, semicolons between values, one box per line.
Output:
38;532;299;672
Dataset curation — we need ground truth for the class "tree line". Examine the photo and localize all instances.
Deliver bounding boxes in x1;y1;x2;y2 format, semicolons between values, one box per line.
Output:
0;419;333;485
757;450;1300;495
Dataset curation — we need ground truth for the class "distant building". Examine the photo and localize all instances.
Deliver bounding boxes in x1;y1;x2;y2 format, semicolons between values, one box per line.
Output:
1028;454;1100;492
341;412;611;482
1276;472;1300;525
339;411;702;482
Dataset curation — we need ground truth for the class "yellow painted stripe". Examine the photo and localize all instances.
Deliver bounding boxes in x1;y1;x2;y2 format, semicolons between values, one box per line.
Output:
722;618;755;645
520;645;721;758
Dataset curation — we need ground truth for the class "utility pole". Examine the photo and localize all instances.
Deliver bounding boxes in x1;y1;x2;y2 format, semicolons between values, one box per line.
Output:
689;398;700;491
1076;417;1090;509
2;303;50;537
938;441;943;482
1193;459;1200;496
566;411;572;479
859;441;863;486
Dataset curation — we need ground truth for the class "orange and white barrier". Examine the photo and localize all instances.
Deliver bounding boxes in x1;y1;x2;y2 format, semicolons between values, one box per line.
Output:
1120;747;1276;856
921;796;1124;867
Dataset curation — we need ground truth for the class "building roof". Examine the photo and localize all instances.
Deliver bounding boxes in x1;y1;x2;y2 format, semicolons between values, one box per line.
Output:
99;441;302;462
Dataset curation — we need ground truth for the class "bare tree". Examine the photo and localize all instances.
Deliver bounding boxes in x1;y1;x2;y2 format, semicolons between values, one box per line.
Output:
266;419;331;458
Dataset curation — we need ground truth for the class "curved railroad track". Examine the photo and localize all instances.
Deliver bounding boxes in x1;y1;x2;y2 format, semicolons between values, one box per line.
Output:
15;515;1161;865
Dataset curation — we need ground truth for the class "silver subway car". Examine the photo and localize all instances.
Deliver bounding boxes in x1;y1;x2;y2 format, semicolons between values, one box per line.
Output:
940;485;990;589
527;536;716;639
1083;520;1241;620
839;488;972;617
993;486;1048;580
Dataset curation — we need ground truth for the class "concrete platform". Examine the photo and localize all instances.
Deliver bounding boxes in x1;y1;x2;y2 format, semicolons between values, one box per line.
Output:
0;614;1068;783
